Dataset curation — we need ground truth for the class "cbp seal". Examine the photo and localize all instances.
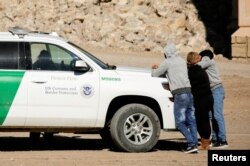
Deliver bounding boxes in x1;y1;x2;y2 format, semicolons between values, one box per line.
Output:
81;84;94;98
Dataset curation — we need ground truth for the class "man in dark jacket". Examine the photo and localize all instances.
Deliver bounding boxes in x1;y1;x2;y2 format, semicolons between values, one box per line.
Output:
187;52;213;150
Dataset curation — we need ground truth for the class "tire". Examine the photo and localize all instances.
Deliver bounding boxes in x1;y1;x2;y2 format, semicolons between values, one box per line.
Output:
110;104;161;152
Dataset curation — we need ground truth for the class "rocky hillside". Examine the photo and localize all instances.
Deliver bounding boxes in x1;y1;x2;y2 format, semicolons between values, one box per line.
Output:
0;0;211;55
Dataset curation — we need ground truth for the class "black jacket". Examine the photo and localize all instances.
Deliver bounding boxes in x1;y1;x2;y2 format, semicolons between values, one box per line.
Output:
187;64;212;98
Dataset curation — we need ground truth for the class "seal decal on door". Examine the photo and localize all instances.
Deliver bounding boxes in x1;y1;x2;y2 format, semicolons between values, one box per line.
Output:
81;84;94;98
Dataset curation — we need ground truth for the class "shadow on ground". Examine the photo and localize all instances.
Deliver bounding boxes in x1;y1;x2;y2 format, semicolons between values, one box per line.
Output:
0;135;186;152
155;139;187;151
0;135;106;151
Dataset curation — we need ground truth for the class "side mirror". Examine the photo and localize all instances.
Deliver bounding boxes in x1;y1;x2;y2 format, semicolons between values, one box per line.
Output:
74;60;90;72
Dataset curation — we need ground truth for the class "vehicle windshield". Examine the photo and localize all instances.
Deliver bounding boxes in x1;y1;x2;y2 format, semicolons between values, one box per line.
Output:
69;42;116;69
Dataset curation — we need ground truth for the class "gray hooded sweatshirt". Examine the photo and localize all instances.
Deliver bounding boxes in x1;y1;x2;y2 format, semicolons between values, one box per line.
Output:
198;56;223;89
152;43;191;95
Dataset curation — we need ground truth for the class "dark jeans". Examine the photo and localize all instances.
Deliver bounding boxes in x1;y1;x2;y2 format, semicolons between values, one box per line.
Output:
194;94;213;139
174;92;198;147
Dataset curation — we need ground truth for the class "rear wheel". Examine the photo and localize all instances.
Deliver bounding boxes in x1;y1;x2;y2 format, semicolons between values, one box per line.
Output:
110;104;161;152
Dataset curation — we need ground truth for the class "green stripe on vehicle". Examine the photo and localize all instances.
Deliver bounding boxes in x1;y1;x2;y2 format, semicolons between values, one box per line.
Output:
0;71;25;125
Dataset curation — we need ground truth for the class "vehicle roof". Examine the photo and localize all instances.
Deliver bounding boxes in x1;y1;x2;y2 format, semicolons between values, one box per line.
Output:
0;31;68;43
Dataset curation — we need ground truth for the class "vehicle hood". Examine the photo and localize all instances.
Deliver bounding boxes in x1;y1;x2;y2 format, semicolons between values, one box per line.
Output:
115;66;151;76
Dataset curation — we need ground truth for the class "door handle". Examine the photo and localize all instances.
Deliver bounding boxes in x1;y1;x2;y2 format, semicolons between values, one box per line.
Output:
32;81;47;84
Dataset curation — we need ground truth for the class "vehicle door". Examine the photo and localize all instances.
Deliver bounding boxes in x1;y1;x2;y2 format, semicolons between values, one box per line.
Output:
24;42;99;127
0;42;28;126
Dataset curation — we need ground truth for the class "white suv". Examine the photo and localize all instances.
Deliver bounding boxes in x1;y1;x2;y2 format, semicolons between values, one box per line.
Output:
0;27;174;152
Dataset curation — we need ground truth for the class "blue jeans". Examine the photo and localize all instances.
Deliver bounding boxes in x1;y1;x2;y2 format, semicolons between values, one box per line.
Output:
211;86;227;142
174;92;198;147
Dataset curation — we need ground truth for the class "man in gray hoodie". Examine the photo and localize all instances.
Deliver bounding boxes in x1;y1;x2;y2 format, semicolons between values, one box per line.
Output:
152;43;198;153
198;50;228;148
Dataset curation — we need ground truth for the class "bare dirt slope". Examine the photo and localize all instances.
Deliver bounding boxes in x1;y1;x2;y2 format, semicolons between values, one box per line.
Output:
0;49;250;166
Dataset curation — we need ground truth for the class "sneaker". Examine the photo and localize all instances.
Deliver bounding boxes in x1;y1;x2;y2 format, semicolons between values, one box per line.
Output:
209;140;217;147
213;141;229;148
183;146;198;154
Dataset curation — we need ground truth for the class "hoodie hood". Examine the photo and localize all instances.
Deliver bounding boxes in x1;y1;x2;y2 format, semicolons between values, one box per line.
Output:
164;43;177;58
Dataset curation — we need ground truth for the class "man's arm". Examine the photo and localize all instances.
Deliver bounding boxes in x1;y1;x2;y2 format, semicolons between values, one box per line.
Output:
198;56;213;69
151;60;168;77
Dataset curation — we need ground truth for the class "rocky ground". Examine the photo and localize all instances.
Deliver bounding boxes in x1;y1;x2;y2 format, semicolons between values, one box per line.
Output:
0;0;210;54
0;49;250;166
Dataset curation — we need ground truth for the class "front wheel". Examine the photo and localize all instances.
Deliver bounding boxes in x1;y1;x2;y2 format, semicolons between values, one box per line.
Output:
110;104;161;152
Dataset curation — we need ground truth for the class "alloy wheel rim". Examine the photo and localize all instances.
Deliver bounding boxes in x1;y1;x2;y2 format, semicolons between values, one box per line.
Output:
124;113;153;145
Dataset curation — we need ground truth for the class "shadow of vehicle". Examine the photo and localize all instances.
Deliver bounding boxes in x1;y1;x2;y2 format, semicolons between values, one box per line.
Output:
155;138;187;151
0;133;189;152
0;134;109;152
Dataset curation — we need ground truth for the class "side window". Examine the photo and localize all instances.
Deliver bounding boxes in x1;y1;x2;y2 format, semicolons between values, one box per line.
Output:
0;42;19;69
30;43;80;71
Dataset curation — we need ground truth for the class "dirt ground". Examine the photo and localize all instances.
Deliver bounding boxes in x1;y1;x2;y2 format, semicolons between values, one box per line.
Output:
0;49;250;166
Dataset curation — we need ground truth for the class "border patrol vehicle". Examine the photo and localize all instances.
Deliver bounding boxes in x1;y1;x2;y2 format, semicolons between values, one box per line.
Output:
0;27;174;152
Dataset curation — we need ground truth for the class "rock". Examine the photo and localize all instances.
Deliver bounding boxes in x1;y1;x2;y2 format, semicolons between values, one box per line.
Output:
0;0;212;54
